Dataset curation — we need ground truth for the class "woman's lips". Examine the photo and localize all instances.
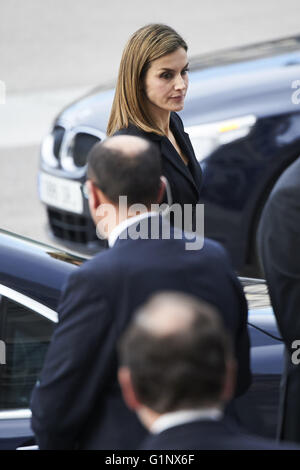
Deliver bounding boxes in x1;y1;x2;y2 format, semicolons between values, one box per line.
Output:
169;95;185;101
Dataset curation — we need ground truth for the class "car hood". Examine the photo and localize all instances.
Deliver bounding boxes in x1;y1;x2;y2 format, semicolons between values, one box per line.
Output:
0;230;85;310
55;35;300;132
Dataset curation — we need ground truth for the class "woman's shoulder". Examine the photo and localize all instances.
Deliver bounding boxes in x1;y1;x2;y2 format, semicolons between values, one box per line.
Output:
113;123;146;138
114;113;184;138
113;123;162;143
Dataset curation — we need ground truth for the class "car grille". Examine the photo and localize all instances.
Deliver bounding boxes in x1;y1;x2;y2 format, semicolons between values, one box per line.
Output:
73;132;100;167
47;208;98;244
53;125;65;160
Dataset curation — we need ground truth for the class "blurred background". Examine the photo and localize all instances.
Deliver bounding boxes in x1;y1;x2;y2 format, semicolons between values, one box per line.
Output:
0;0;300;250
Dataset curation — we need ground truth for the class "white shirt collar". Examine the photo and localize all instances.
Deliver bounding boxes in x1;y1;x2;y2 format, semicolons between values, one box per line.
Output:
151;407;223;435
108;211;159;248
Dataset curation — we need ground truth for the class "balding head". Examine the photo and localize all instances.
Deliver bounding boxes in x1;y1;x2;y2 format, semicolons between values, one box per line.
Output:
135;292;217;337
102;135;150;158
118;292;234;414
87;134;162;207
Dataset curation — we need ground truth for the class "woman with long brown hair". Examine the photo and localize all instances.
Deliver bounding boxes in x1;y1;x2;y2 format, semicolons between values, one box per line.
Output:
107;24;202;231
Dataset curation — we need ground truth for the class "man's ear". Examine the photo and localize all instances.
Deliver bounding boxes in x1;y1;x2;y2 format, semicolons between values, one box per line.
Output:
118;367;142;411
87;180;103;211
220;358;236;403
157;176;169;205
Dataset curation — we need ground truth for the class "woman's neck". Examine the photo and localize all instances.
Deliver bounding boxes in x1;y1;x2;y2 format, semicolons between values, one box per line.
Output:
146;103;170;135
159;113;171;135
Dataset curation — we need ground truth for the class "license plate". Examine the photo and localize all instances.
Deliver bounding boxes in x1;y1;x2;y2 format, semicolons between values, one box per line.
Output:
39;173;84;214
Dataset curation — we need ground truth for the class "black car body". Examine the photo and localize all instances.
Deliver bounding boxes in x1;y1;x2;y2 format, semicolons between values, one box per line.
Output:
0;230;283;449
39;36;300;275
0;231;81;449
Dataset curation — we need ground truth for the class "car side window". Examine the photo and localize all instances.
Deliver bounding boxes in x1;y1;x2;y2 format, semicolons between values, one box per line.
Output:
0;295;55;410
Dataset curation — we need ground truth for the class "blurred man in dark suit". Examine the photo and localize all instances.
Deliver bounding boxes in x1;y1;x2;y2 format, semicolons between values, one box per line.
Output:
31;135;251;449
118;292;298;450
257;157;300;443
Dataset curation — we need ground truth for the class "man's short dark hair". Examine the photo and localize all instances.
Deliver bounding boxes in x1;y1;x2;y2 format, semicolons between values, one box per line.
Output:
87;138;162;207
118;292;233;414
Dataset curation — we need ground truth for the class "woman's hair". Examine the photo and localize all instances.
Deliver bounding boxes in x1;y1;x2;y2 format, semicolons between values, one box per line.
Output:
107;24;187;137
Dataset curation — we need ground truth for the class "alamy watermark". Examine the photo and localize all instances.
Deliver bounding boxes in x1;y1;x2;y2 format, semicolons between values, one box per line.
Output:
0;80;5;104
0;340;6;365
94;196;205;251
291;340;300;365
291;80;300;104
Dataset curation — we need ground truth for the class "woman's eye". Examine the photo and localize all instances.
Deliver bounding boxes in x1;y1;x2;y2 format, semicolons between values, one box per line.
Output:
161;72;173;79
160;68;189;79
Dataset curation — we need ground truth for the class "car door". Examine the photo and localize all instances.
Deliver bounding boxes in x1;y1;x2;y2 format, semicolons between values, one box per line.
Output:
0;284;57;450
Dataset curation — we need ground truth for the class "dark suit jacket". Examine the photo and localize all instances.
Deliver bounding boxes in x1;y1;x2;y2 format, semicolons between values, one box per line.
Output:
141;417;299;450
115;112;202;230
257;157;300;443
30;216;251;450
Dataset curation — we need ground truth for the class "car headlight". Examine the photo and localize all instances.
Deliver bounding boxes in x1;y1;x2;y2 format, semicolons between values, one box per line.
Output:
185;114;257;162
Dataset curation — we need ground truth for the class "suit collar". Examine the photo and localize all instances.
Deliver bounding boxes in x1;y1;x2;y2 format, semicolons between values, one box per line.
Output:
112;212;163;248
151;407;223;435
108;211;158;248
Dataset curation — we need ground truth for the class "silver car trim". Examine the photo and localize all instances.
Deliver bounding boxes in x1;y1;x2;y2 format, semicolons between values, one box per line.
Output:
240;277;266;284
0;284;58;323
0;288;57;422
0;409;32;420
17;445;39;450
60;125;106;173
40;132;60;169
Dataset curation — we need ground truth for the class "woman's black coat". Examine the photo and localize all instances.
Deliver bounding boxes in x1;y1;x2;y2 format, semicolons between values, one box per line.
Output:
115;112;202;230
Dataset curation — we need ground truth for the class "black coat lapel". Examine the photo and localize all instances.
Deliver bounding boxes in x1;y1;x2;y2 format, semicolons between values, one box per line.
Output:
168;114;202;195
115;117;202;197
182;130;203;190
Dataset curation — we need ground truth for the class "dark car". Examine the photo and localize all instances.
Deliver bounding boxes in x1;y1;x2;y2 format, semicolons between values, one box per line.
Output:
39;35;300;276
0;230;283;449
0;230;82;450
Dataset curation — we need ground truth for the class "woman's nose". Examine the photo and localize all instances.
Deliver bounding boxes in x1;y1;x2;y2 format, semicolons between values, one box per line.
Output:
174;74;187;91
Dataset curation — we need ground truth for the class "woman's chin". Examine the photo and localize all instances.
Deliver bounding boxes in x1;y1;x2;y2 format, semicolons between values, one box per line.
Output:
167;101;185;112
172;103;184;112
